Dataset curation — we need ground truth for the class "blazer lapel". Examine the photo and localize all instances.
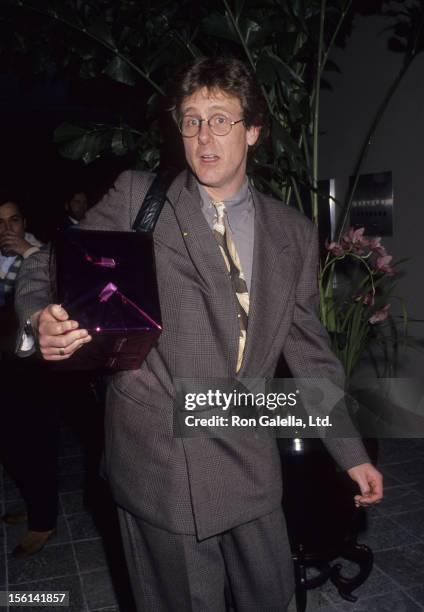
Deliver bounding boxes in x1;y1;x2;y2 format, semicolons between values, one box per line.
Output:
166;171;231;288
239;189;299;376
166;170;241;371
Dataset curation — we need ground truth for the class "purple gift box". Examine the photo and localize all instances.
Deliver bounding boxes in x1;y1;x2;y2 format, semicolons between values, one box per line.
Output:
54;228;162;370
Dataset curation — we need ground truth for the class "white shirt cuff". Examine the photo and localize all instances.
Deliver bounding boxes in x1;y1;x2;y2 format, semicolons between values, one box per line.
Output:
20;322;35;352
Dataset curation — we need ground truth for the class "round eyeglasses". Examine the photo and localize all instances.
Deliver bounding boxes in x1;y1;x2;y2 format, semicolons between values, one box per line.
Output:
179;114;244;138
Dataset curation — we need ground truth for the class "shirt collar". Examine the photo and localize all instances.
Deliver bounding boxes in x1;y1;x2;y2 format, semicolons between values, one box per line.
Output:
197;180;250;212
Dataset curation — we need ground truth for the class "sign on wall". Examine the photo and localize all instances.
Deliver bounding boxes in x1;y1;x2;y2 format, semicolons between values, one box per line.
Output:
349;171;393;236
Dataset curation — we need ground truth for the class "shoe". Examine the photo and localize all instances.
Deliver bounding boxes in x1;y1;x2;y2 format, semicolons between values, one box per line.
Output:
12;528;56;557
2;511;28;525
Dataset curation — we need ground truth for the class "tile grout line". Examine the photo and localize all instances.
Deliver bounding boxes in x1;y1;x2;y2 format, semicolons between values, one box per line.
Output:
61;496;90;612
8;568;109;589
396;585;424;611
373;557;424;599
320;589;340;611
4;489;84;504
23;535;103;551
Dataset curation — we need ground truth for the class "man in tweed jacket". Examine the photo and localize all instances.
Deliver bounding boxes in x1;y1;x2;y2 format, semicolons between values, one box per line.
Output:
15;57;382;610
0;199;41;311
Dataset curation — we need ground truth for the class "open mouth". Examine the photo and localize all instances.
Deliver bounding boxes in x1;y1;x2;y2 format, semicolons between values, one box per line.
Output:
200;154;219;162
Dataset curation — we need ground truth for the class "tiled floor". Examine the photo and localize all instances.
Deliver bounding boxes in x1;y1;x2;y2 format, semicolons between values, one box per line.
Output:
1;429;424;611
0;418;135;612
311;438;424;611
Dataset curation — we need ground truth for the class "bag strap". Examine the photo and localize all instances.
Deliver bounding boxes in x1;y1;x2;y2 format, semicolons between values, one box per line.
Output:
132;167;179;233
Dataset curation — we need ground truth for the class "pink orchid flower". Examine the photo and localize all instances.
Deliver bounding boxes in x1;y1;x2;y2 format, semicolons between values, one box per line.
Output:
360;293;375;306
341;227;370;253
375;254;395;276
368;236;388;257
326;240;344;256
369;304;390;324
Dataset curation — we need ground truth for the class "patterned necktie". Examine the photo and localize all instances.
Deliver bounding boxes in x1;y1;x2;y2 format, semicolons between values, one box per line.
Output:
212;201;249;372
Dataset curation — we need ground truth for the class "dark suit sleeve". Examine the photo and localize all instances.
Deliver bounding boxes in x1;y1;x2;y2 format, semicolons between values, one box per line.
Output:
282;222;370;470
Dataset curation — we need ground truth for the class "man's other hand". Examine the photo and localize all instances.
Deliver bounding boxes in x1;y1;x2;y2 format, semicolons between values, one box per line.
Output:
31;304;92;361
347;462;383;508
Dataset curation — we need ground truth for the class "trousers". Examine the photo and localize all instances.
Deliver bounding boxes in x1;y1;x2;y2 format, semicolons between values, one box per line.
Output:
0;358;59;531
117;506;295;611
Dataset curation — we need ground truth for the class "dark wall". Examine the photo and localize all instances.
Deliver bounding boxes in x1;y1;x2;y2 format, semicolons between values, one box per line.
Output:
320;13;424;377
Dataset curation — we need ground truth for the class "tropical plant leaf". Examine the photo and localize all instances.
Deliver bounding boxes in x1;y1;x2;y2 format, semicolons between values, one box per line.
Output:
136;144;160;170
54;123;111;163
290;0;306;20
88;17;116;48
234;0;245;21
240;17;262;46
103;54;136;85
201;11;238;43
111;127;128;156
271;119;302;159
323;58;341;72
257;52;304;87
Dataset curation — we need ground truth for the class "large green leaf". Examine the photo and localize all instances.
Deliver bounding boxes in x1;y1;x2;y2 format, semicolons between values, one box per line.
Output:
290;0;306;20
111;125;137;156
201;12;238;44
111;127;127;156
50;3;84;29
145;40;183;75
88;17;116;48
234;0;245;21
54;123;111;164
256;52;304;87
271;118;302;159
239;17;262;46
323;58;341;73
136;145;160;170
103;55;136;85
53;123;88;143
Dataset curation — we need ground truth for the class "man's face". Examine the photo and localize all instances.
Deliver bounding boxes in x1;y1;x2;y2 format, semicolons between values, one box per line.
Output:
180;87;260;200
0;202;25;240
66;192;88;221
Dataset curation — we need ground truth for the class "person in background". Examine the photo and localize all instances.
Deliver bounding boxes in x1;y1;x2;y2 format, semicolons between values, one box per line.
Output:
0;196;58;556
59;189;88;229
0;198;41;312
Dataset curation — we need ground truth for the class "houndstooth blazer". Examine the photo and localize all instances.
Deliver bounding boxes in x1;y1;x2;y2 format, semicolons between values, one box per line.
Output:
15;169;369;540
